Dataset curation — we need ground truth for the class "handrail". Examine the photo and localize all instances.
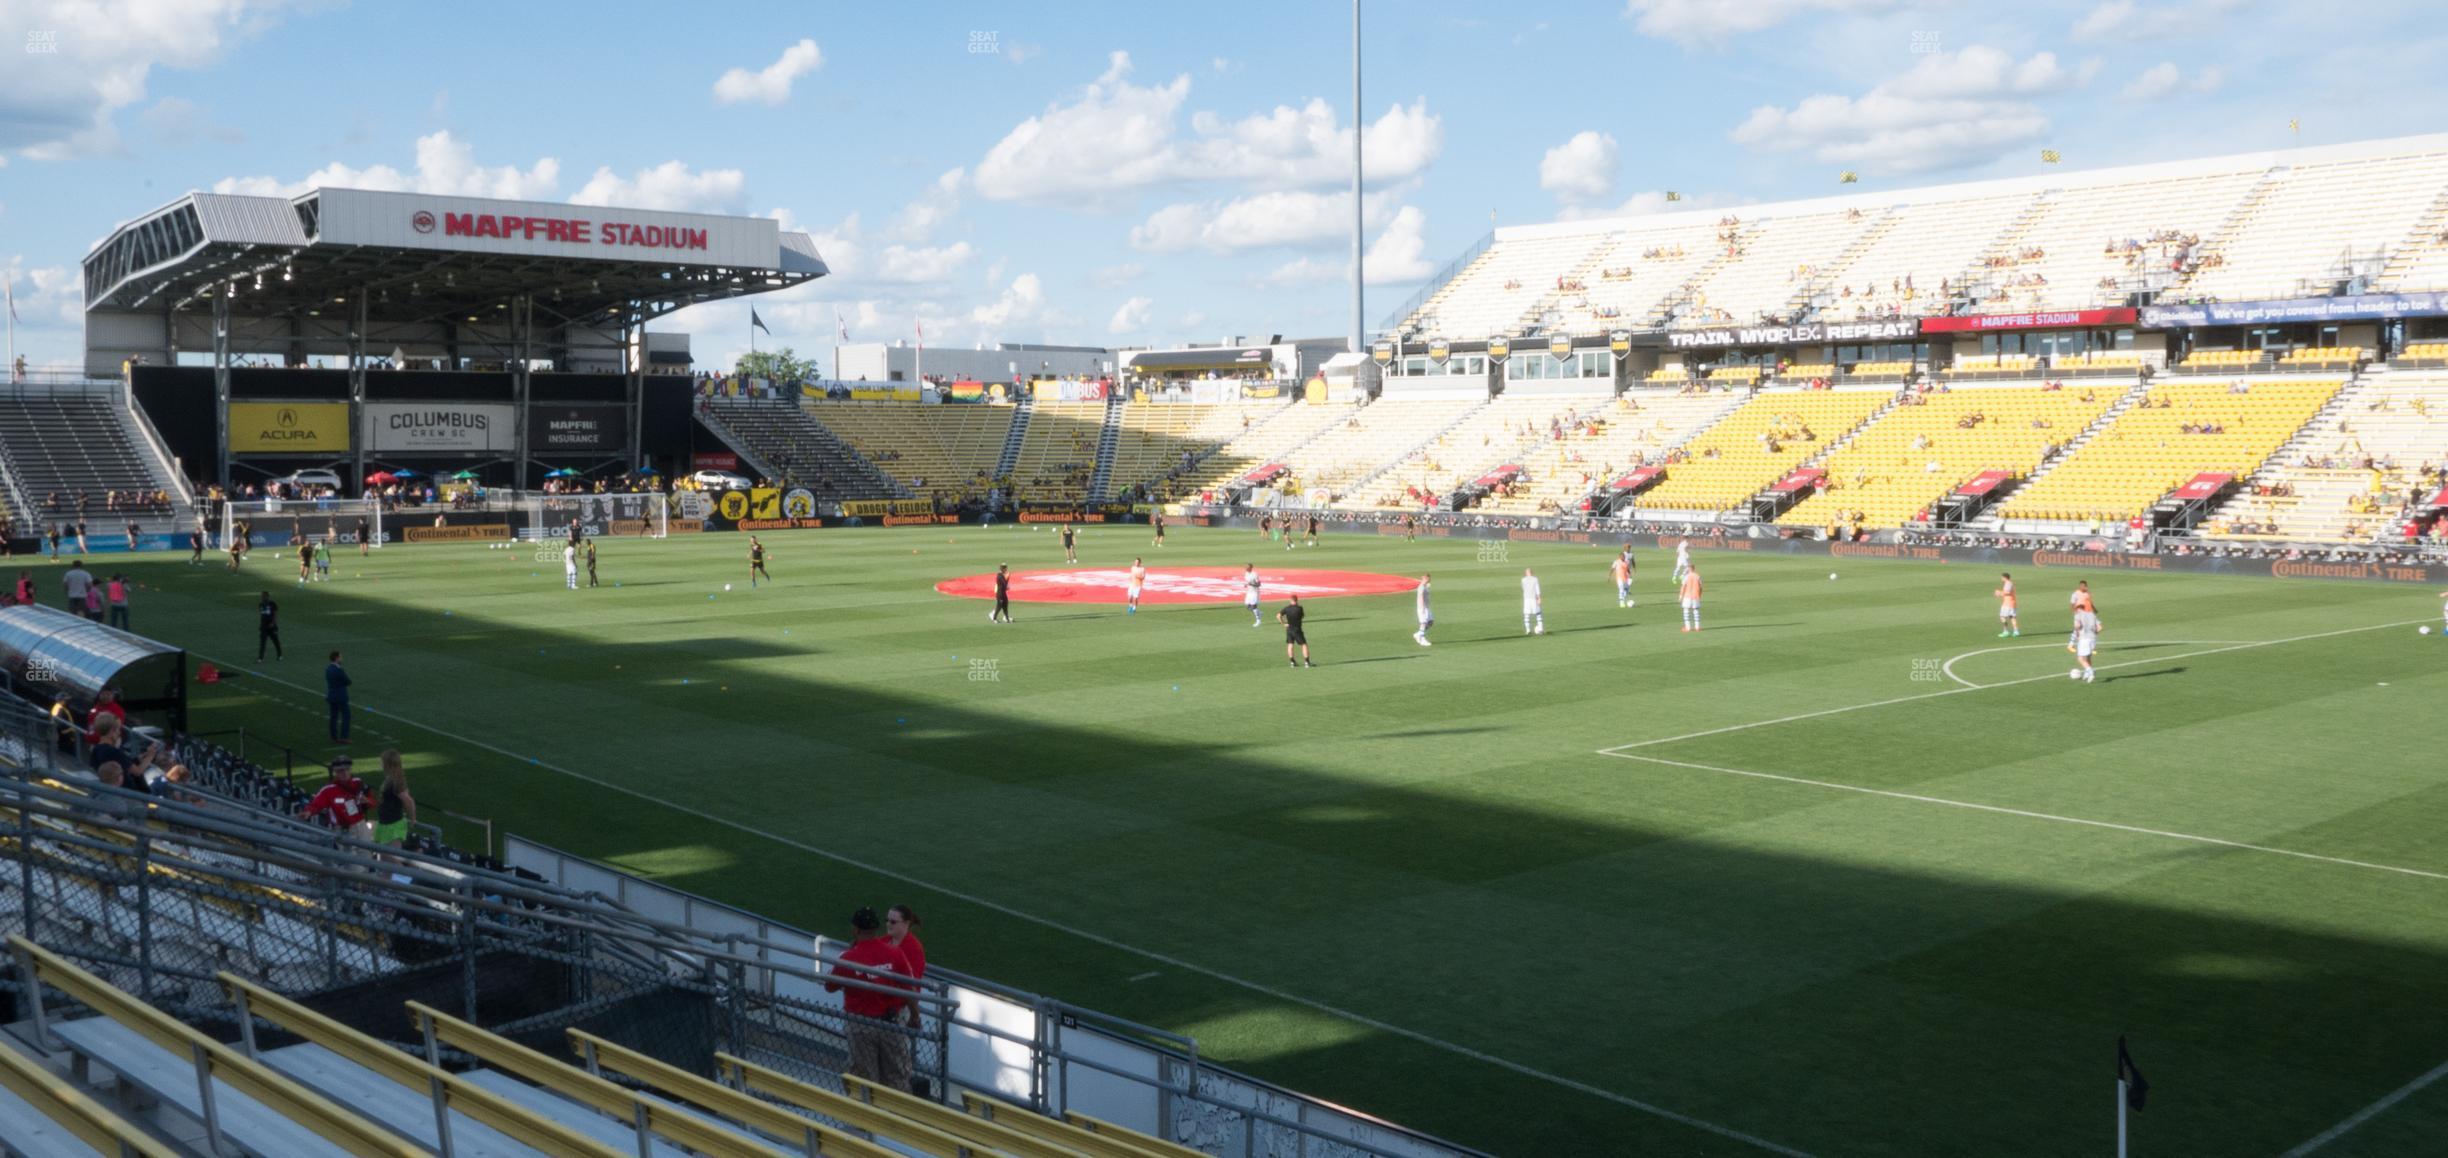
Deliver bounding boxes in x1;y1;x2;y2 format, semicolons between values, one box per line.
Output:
221;975;625;1158
9;936;424;1158
0;1036;182;1157
708;1050;994;1158
117;380;193;511
1060;1110;1208;1158
404;1000;796;1158
838;1072;1082;1158
959;1090;1189;1158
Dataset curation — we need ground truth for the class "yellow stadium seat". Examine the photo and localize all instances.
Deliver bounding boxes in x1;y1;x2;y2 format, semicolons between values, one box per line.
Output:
1998;377;2342;521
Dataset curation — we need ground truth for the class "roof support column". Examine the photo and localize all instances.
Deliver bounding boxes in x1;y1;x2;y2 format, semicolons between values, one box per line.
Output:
213;285;231;493
348;290;367;501
512;293;532;490
624;319;645;475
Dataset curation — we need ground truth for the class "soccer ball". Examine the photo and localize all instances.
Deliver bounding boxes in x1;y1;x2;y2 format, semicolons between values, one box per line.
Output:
2423;625;2434;635
2069;669;2081;680
1533;624;1545;635
723;584;732;592
1829;572;1838;581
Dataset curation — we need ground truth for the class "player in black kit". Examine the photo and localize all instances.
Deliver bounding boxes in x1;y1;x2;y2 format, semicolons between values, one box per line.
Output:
256;591;283;660
1278;593;1313;668
1150;511;1165;547
748;536;770;587
1059;523;1077;563
990;563;1013;623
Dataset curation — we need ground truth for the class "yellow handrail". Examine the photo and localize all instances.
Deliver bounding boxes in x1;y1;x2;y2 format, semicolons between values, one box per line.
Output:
566;1030;911;1158
0;1039;182;1157
706;1048;1002;1158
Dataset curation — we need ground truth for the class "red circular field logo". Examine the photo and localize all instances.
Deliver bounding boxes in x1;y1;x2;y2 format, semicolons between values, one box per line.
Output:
411;210;436;233
937;566;1418;605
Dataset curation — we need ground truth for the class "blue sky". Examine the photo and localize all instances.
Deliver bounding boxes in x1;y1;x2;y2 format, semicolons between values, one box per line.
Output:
2;0;2443;374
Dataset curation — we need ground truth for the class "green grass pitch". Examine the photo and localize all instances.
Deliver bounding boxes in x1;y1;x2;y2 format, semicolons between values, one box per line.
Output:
94;524;2448;1156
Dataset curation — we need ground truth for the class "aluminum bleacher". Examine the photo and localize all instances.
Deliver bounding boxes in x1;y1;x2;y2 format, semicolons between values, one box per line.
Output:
2177;151;2448;301
799;401;1013;500
2203;369;2448;543
705;397;901;500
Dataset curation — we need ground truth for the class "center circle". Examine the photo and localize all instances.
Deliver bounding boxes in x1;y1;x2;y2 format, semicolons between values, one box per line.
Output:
936;566;1420;605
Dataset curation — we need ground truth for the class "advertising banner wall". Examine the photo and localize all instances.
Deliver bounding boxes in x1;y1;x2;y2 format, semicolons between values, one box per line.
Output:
2138;293;2448;328
529;405;624;452
365;402;515;453
229;402;352;453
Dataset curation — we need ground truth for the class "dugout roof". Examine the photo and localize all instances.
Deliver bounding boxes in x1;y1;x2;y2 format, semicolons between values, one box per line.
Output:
0;605;186;728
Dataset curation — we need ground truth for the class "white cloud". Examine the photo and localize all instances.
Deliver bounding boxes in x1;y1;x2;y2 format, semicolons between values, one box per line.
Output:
1108;295;1153;333
970;273;1054;330
0;261;85;332
873;242;977;284
887;168;964;242
1256;205;1431;286
1730;47;2075;174
712;39;823;106
212;131;561;200
0;0;284;161
571;159;749;214
2073;0;2246;41
1539;131;1618;203
1624;0;1909;47
972;51;1441;203
2119;61;2223;102
1130;189;1396;254
1089;262;1144;288
140;97;242;145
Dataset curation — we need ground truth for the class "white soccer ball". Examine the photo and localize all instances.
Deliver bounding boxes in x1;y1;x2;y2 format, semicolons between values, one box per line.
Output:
2069;669;2082;680
1829;572;1838;580
1534;624;1545;635
723;584;732;592
2423;625;2434;635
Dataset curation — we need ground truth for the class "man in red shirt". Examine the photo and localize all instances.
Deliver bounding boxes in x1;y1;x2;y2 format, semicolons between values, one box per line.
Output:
824;907;915;1090
300;757;370;838
84;687;128;746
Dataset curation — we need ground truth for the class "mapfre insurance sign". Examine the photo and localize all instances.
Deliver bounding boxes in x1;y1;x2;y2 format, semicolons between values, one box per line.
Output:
314;188;780;269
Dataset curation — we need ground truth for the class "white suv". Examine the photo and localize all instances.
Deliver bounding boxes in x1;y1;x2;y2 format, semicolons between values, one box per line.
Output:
283;469;344;492
690;470;753;490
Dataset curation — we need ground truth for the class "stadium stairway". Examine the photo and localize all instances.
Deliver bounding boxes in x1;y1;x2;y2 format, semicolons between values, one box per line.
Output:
0;393;191;531
1650;224;1755;327
1160;398;1351;500
1088;395;1126;500
1789;208;1901;321
995;396;1032;480
2375;184;2448;291
1964;378;2154;528
1337;397;1494;498
2200;367;2448;542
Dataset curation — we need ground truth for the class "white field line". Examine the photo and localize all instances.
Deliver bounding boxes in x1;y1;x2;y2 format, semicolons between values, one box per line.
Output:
208;657;1816;1158
2280;1056;2448;1156
1600;751;2448;884
1596;620;2429;755
1938;640;2253;690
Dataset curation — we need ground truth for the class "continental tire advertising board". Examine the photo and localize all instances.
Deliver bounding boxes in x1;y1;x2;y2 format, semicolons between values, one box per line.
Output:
229;403;352;453
529;405;625;452
365;402;515;453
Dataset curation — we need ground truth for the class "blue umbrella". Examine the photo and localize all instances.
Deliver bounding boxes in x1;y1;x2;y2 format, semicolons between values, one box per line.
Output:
544;468;578;478
390;468;422;479
630;466;663;477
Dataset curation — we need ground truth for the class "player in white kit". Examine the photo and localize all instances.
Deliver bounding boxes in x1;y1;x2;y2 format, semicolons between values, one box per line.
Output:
1521;568;1544;635
1126;558;1146;614
562;543;578;590
1243;564;1262;626
2069;607;2102;682
1670;538;1692;583
1414;574;1434;646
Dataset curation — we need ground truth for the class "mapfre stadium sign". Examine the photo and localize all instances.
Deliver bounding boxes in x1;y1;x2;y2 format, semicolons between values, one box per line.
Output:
315;188;780;269
436;211;707;251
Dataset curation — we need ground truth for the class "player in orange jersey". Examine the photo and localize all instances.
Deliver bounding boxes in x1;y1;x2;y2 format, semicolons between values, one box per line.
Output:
1678;564;1704;632
1994;572;2020;638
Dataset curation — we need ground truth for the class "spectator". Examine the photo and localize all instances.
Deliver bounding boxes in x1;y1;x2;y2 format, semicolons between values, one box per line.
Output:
824;907;916;1090
326;650;352;742
301;756;372;839
48;696;78;755
85;688;127;744
372;749;415;847
886;903;930;1093
89;713;157;791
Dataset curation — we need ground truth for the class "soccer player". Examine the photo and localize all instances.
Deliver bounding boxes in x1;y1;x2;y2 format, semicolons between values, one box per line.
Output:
1679;562;1705;632
1060;523;1078;563
1305;514;1320;548
563;542;579;590
1259;514;1273;541
1612;549;1636;608
45;524;59;559
1414;573;1434;647
748;536;770;587
2069;605;2103;683
2070;580;2096;615
1243;564;1262;626
1521;567;1545;635
2438;589;2448;639
357;517;371;555
72;521;87;554
990;563;1013;623
585;540;599;588
1126;557;1146;614
315;535;333;580
123;521;138;552
1151;511;1166;547
296;539;315;585
1279;593;1313;667
257;591;283;660
1403;514;1417;542
1671;537;1692;583
1994;572;2020;638
187;525;204;566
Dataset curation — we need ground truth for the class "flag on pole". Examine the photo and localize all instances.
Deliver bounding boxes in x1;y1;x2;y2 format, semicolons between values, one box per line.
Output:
2118;1037;2150;1111
836;310;850;342
916;319;925;350
1838;170;1860;184
750;308;771;335
2040;149;2062;163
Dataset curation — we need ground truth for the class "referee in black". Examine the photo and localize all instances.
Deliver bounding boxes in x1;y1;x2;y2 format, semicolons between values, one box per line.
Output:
1278;594;1313;668
990;563;1012;623
257;591;283;660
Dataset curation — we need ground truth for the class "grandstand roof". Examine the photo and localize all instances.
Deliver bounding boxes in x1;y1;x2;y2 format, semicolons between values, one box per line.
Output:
82;187;827;335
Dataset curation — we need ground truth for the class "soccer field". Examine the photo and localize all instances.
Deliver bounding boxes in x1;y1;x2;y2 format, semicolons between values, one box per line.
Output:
113;524;2448;1156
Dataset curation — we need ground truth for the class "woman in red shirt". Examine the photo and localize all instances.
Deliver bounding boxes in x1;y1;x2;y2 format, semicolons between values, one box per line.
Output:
886;905;926;984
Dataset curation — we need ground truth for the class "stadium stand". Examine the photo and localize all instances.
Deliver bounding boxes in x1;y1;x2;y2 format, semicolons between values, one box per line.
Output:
1477;388;1751;516
1405;232;1605;338
1008;400;1107;502
2204;370;2448;542
704;397;900;500
1551;222;1721;331
1632;387;1895;512
1810;195;2037;323
1162;401;1354;499
1679;209;1881;326
1996;376;2345;522
0;1032;181;1158
1778;382;2127;531
1106;400;1302;501
0;396;183;526
1962;168;2265;312
1270;398;1483;500
2177;152;2448;301
801;401;1013;499
1347;394;1599;509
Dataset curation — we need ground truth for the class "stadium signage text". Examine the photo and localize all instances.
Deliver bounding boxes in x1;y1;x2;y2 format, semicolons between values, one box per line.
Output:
364;403;515;453
228;402;352;453
2137;292;2448;328
1666;319;1918;348
1917;308;2136;333
403;523;512;542
2270;559;2436;582
439;211;709;251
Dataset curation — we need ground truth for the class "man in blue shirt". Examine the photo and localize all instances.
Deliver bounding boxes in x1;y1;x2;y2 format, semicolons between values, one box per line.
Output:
325;650;352;742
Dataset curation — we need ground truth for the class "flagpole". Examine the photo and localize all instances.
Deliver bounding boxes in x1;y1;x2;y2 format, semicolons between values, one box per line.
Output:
2116;1078;2128;1158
